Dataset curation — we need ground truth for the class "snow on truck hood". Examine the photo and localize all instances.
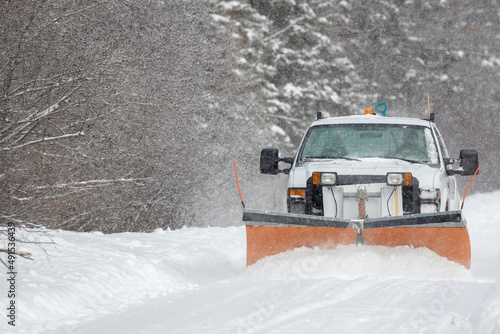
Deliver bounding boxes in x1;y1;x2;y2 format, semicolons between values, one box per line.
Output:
290;158;439;188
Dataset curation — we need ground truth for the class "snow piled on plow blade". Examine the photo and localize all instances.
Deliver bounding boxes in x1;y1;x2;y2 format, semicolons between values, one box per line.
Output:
238;244;475;282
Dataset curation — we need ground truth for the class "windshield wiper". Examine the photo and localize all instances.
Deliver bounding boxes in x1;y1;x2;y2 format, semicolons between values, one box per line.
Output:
380;156;424;164
303;155;361;162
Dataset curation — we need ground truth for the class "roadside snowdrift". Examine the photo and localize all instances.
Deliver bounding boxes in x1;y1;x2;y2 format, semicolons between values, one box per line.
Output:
0;191;499;334
1;227;245;333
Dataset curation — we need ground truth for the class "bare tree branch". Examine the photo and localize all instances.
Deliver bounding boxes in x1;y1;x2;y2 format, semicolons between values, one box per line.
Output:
0;248;33;260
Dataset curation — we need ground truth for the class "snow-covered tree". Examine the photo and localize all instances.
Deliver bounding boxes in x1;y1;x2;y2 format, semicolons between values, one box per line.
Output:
214;0;370;147
0;1;250;231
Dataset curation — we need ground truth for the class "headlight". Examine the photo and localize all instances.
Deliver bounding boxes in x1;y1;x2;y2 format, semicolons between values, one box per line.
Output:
312;172;337;185
386;172;412;186
386;173;403;186
321;173;337;185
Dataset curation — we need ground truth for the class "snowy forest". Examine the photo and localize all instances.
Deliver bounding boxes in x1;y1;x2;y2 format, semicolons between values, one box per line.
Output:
1;0;499;233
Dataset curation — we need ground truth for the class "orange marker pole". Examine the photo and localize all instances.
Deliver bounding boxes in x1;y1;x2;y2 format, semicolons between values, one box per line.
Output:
461;164;480;209
234;161;245;208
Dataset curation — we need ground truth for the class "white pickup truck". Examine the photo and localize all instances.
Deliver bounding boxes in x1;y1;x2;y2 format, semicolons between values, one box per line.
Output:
260;114;479;220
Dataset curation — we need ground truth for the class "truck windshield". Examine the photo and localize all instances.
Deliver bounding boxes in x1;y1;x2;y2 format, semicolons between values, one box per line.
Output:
299;124;439;164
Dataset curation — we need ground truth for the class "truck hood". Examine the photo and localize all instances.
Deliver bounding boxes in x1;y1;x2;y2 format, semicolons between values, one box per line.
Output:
290;158;440;188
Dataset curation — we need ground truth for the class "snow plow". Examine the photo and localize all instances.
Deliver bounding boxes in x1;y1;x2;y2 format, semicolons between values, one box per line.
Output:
244;111;479;268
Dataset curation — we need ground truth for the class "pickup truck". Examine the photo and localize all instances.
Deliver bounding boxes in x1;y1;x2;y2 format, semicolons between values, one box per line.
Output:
244;112;479;267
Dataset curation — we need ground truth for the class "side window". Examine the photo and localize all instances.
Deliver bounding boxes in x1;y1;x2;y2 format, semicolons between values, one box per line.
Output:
423;128;439;163
433;126;449;159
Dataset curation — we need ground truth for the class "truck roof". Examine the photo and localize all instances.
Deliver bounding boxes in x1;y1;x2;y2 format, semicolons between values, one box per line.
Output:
312;114;433;127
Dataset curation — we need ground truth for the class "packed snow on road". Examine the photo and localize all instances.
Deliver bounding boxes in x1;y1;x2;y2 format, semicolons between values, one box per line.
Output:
1;191;500;334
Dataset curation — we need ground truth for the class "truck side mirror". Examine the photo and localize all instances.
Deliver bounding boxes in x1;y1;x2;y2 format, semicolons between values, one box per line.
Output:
260;148;294;174
459;149;479;176
260;148;280;174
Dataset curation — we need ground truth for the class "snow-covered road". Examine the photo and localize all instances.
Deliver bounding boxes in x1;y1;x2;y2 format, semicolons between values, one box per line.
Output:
2;191;500;334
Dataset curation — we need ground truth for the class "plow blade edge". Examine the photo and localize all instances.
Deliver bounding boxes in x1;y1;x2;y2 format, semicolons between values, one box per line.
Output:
244;209;471;268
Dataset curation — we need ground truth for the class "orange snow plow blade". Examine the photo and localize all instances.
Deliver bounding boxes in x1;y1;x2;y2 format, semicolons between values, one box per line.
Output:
244;209;471;268
363;227;471;268
246;225;358;266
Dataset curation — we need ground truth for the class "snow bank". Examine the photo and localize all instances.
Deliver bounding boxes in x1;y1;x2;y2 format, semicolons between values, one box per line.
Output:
0;226;245;333
463;190;500;333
